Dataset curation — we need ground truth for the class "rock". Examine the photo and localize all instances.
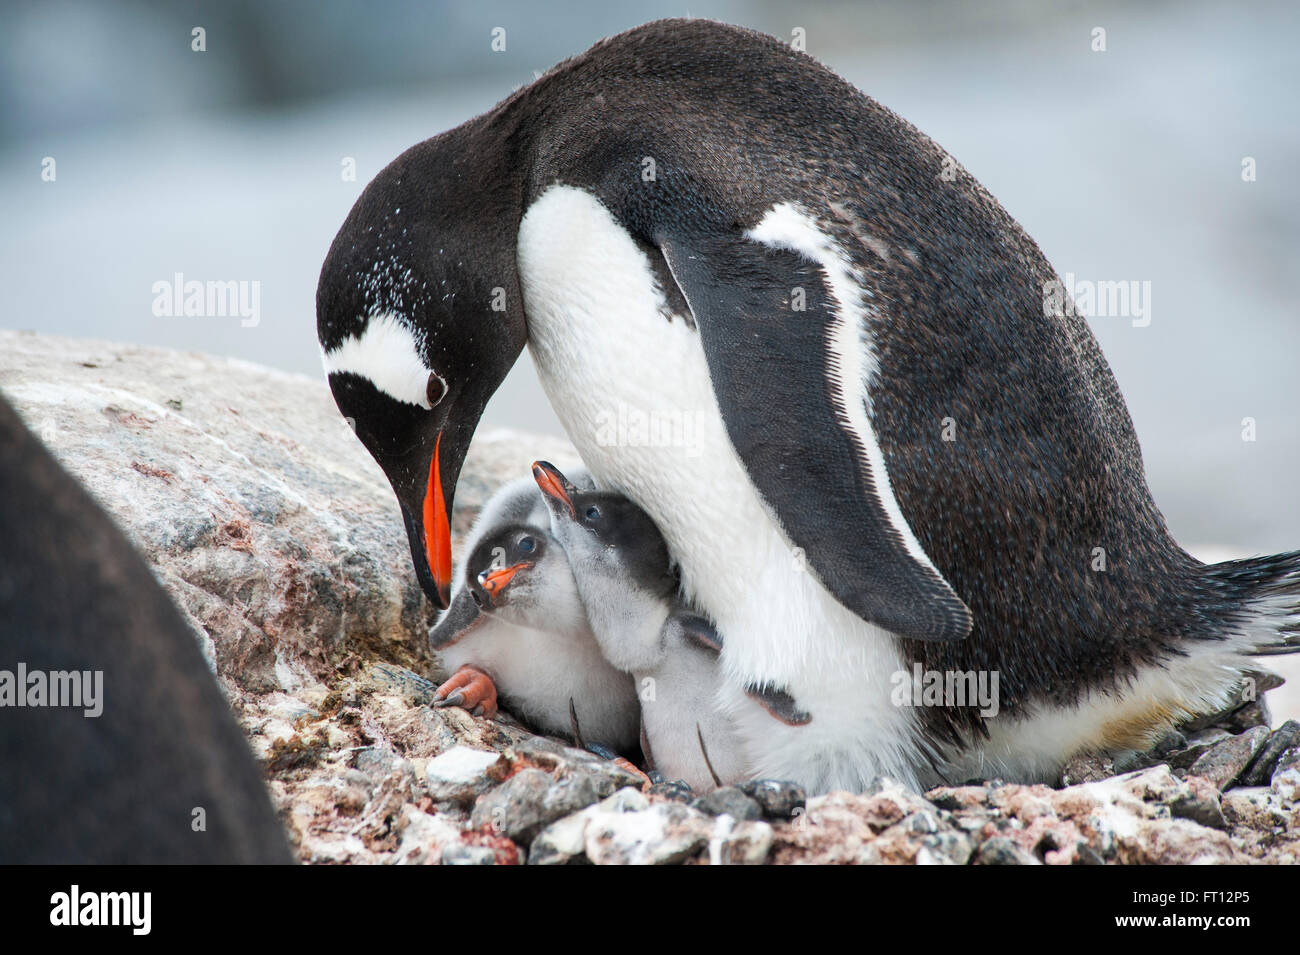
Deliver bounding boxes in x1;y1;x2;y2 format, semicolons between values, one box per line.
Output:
974;836;1041;865
738;779;806;819
926;785;991;811
647;779;695;803
705;815;773;865
361;663;438;706
526;786;652;866
1272;749;1300;805
1060;751;1115;786
1240;720;1300;786
692;786;763;821
353;747;415;783
584;801;713;865
469;767;608;843
423;746;503;806
1221;787;1290;830
1188;726;1270;789
1168;775;1227;830
1222;699;1271;734
441;844;499;865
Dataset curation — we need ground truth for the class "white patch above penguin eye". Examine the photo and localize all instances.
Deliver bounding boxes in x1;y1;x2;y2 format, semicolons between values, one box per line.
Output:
321;312;438;410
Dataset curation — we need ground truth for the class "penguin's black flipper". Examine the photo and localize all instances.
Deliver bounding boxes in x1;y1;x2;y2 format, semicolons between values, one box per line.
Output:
0;395;292;863
656;231;973;644
744;683;814;727
672;611;723;655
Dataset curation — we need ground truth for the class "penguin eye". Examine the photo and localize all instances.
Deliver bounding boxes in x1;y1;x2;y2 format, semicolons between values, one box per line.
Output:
517;536;536;554
426;372;448;408
585;506;601;522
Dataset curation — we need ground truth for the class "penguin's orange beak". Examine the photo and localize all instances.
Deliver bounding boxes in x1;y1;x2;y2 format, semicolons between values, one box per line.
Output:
531;460;575;516
423;433;453;606
478;562;531;604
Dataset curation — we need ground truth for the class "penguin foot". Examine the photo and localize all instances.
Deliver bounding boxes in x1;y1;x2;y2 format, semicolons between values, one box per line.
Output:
569;699;651;788
433;665;498;718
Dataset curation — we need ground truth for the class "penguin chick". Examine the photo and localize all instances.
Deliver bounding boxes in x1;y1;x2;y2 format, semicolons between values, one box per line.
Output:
532;461;810;791
428;475;639;751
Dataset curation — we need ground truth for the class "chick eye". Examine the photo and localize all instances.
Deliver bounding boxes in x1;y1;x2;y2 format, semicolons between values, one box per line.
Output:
426;372;448;408
585;506;601;521
517;536;536;553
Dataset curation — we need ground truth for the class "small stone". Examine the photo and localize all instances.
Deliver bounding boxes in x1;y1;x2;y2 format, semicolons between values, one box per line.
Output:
584;802;713;865
354;746;414;782
441;844;498;866
1060;752;1114;786
362;662;438;706
907;810;941;834
527;787;650;865
528;811;595;866
1168;775;1227;830
600;786;651;813
692;786;763;821
926;785;989;811
470;767;607;844
647;779;695;803
738;779;806;819
916;830;973;865
422;746;502;805
1221;787;1289;830
973;836;1040;865
1222;699;1271;734
1188;726;1270;789
1152;730;1188;757
1272;748;1300;805
1239;720;1300;787
706;815;773;865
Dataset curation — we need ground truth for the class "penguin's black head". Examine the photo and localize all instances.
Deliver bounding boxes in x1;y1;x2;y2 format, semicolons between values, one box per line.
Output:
317;122;527;609
465;524;547;611
532;461;676;599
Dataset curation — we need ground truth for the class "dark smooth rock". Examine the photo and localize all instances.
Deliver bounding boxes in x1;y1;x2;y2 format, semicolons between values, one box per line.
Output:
1188;726;1270;790
739;779;807;819
692;786;763;821
1239;720;1300;787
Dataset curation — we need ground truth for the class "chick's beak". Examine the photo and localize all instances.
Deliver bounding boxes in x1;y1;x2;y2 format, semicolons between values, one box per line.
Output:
477;562;531;605
531;460;576;517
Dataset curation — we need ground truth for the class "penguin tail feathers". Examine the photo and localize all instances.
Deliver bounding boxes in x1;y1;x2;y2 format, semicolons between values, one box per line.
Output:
1200;550;1300;656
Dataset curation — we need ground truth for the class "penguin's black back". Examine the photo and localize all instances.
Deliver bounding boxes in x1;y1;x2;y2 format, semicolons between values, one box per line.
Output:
0;395;293;863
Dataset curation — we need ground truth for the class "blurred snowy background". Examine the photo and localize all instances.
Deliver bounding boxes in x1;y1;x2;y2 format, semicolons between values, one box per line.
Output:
2;0;1297;711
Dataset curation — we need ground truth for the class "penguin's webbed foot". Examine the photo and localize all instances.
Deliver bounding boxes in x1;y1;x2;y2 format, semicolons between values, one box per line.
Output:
433;665;498;718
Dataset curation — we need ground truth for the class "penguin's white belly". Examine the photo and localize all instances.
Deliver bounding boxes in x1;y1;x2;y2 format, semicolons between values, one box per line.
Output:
440;621;639;749
518;184;924;792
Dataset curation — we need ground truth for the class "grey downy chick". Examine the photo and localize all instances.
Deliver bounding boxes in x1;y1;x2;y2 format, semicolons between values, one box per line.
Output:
428;474;639;752
533;461;810;791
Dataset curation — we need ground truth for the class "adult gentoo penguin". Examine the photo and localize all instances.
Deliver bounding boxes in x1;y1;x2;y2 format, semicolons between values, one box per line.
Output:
317;19;1300;792
427;475;639;750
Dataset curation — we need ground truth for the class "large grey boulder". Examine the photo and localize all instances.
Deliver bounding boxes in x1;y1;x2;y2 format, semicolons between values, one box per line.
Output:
0;329;582;696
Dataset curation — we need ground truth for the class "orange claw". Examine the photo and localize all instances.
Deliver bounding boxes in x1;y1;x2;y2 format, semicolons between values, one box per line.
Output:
433;665;498;718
